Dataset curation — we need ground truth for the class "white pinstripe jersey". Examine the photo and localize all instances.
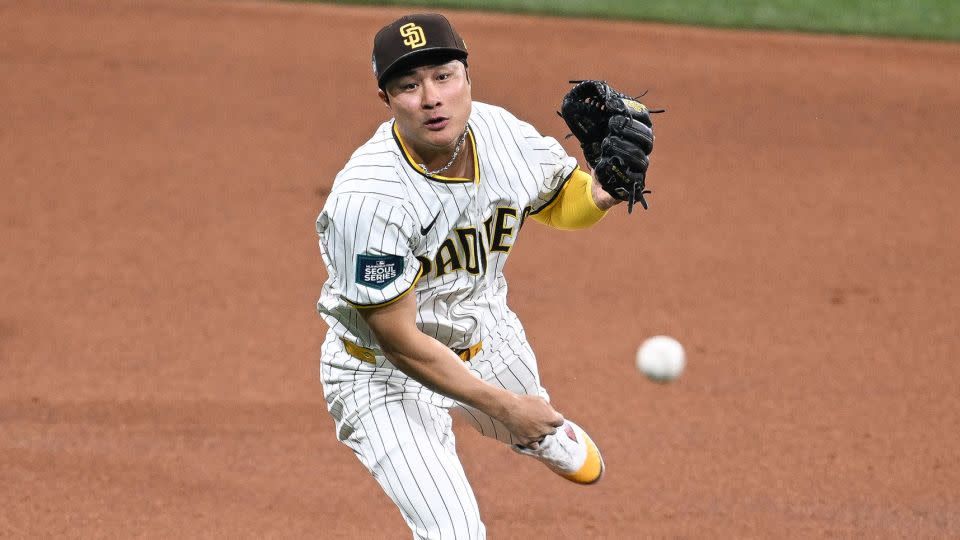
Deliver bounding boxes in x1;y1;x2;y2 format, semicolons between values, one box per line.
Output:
316;101;577;360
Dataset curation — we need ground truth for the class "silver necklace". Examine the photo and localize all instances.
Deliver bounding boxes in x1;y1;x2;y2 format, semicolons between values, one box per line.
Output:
420;129;468;176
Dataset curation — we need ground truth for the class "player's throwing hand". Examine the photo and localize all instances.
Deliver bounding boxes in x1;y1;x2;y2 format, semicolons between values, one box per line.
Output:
499;394;565;449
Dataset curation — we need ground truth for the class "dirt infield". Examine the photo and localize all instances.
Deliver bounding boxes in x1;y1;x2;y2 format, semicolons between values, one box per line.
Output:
2;1;959;537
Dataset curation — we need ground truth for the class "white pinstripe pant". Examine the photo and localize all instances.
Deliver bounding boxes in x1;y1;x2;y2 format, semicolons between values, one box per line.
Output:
321;321;548;540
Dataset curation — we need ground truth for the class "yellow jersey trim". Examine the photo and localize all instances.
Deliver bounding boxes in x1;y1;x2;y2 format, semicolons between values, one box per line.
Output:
530;166;580;216
346;265;424;310
341;338;483;364
393;123;479;184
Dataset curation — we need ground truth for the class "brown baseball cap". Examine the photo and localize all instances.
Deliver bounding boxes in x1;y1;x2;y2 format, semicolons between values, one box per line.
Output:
372;13;468;89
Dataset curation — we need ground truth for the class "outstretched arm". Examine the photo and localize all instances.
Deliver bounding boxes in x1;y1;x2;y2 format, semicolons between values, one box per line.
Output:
357;292;564;448
531;168;620;230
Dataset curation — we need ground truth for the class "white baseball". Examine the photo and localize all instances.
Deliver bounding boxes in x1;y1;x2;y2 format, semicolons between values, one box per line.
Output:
636;335;685;382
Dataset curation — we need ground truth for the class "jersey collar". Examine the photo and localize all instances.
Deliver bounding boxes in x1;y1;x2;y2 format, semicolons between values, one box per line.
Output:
392;122;479;184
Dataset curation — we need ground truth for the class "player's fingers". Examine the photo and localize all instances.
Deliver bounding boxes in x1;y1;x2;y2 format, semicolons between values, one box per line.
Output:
517;435;545;450
550;413;565;428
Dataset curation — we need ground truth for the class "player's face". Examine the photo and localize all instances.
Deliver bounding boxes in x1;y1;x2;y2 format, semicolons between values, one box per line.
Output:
380;60;472;158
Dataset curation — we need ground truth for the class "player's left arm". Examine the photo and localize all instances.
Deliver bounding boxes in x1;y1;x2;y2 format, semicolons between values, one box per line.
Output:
515;113;621;230
529;168;619;230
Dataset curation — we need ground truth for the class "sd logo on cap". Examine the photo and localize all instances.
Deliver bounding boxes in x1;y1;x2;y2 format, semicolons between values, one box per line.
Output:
372;13;468;89
399;22;426;49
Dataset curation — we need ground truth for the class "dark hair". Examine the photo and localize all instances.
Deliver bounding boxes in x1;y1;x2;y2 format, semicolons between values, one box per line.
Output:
381;52;468;89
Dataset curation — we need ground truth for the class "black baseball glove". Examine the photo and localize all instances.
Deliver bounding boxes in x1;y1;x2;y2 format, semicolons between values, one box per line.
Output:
559;80;661;212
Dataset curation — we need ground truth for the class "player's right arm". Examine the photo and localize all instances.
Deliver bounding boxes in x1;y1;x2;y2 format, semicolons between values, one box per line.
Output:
318;191;562;447
358;293;563;447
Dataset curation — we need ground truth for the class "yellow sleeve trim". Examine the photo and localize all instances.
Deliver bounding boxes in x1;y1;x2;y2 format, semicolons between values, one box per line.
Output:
346;266;424;310
531;168;607;230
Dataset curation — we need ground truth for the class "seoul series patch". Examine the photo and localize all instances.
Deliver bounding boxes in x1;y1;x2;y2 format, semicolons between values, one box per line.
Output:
356;254;404;290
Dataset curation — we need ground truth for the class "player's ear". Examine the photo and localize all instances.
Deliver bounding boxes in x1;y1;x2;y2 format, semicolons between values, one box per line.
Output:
378;89;391;108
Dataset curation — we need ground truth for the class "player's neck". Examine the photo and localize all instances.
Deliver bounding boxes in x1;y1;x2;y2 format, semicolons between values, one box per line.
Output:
417;134;464;169
446;138;474;180
405;129;474;181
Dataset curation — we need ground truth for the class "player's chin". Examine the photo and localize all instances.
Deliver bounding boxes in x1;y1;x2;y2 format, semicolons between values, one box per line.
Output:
423;126;461;148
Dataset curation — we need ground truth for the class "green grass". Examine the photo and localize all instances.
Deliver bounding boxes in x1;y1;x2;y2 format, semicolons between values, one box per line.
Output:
305;0;960;41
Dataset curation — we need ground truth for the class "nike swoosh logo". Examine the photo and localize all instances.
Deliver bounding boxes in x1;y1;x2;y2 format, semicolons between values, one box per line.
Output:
420;212;441;236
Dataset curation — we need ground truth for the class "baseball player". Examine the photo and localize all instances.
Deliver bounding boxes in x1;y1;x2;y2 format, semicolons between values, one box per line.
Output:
315;13;656;539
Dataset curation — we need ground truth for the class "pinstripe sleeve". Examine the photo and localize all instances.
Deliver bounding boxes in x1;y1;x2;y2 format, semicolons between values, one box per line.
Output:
516;119;579;213
319;193;421;308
